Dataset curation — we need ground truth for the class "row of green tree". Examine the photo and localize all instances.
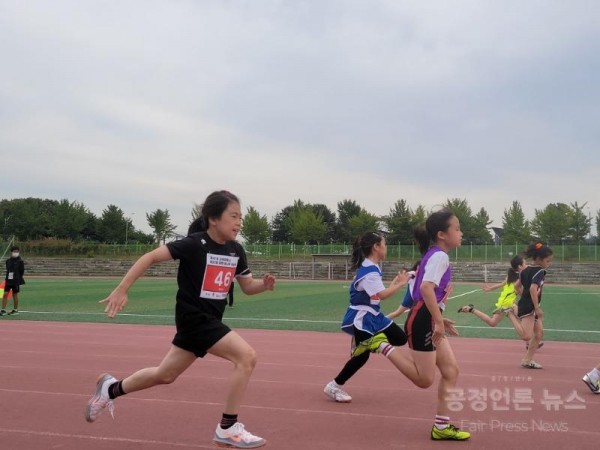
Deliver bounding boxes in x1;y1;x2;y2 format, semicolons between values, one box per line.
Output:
240;199;596;245
0;198;175;245
1;197;596;246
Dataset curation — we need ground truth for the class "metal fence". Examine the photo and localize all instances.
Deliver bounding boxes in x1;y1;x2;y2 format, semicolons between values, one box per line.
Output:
244;242;599;262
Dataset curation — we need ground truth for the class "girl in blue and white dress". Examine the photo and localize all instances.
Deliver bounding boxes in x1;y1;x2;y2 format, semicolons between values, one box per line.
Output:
324;231;409;403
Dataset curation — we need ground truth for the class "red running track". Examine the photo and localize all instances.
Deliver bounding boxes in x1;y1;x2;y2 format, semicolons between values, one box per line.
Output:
0;321;598;449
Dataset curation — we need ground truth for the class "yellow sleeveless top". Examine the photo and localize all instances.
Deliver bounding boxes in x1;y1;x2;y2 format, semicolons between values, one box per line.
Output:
494;283;517;309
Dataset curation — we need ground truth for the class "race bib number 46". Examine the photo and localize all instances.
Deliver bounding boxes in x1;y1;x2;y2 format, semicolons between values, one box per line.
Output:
201;254;239;300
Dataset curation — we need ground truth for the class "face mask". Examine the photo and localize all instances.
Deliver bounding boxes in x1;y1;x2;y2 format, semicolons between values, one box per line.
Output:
11;252;19;258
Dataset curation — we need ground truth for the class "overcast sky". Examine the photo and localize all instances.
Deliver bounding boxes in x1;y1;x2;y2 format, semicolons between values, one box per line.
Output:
1;0;598;234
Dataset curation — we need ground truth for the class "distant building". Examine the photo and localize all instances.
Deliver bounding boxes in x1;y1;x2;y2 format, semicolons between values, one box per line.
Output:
490;227;503;245
169;231;186;242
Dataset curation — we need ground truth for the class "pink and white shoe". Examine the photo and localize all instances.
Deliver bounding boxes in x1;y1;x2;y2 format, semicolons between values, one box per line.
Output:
85;373;117;422
213;422;266;448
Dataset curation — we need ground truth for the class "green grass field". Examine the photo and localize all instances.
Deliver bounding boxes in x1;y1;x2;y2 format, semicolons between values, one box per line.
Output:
4;278;600;343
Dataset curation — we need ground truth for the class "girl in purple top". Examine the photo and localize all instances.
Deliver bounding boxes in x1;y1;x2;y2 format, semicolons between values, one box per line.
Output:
352;209;470;441
405;209;469;440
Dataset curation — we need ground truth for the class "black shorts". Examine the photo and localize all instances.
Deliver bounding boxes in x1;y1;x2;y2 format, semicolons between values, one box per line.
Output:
3;284;19;294
404;301;434;352
518;299;541;319
173;310;231;358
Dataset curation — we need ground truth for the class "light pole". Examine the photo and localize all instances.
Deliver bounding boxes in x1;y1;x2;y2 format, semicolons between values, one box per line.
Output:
587;207;592;240
125;212;135;245
3;215;11;240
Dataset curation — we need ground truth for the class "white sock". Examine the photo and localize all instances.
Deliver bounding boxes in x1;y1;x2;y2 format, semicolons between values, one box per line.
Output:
377;342;395;357
434;415;450;430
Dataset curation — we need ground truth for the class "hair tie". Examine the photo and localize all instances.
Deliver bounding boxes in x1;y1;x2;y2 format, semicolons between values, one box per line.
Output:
535;242;543;249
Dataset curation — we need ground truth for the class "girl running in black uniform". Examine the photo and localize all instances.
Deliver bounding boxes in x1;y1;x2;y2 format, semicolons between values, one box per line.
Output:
517;242;553;369
84;190;275;449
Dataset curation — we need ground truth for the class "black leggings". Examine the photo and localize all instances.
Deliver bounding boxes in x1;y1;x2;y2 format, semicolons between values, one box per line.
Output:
334;323;407;385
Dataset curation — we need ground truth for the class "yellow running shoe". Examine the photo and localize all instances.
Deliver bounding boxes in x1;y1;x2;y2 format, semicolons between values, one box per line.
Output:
431;424;471;441
351;333;389;357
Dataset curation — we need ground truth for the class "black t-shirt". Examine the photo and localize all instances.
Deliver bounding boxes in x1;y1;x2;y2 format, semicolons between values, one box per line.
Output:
166;232;250;319
519;265;547;306
5;257;25;286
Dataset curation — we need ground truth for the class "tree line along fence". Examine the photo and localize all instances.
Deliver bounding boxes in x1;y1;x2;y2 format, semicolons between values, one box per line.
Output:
2;240;600;262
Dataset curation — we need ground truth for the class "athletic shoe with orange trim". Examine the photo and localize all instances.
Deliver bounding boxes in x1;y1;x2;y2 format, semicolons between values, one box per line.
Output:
213;422;266;448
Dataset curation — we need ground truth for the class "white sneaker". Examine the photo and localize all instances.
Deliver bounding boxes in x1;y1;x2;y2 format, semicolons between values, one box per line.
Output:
213;422;266;448
520;359;543;369
582;373;600;394
85;373;117;422
324;380;352;402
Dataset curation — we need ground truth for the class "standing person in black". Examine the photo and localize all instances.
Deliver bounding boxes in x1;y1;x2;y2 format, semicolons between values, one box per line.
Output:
1;245;25;316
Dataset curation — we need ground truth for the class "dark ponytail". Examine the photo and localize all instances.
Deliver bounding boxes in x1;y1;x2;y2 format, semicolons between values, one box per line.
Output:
414;225;430;256
414;208;455;255
350;231;384;270
188;216;208;235
506;254;524;284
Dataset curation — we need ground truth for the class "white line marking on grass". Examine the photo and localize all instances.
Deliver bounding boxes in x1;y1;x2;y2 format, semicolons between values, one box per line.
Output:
448;289;481;299
228;317;340;324
544;292;600;295
16;310;600;334
455;325;600;334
